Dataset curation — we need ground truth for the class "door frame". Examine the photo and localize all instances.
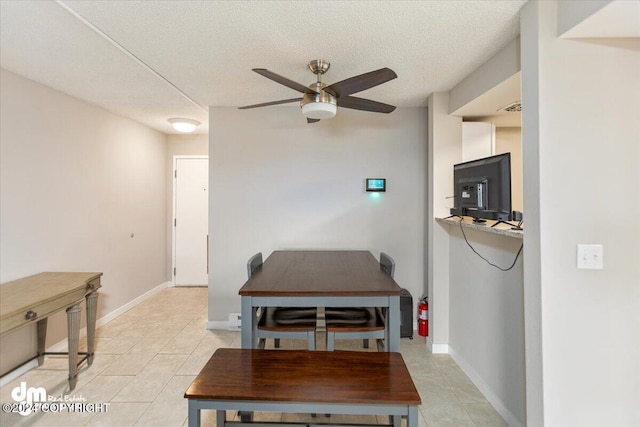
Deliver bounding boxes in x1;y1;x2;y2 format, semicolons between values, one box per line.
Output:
172;155;209;287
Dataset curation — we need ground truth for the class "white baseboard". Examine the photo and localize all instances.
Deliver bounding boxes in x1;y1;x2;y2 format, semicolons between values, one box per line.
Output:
206;320;229;330
427;337;449;354
95;281;171;329
448;346;524;427
1;280;171;383
0;359;38;387
48;281;170;352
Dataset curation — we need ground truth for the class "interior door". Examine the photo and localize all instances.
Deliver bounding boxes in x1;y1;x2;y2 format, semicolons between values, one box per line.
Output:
174;157;208;286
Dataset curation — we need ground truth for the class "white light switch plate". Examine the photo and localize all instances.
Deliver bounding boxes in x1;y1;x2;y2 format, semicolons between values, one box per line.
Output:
577;244;604;269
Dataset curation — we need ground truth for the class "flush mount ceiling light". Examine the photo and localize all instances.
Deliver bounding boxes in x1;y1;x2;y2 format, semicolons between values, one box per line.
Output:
168;118;200;133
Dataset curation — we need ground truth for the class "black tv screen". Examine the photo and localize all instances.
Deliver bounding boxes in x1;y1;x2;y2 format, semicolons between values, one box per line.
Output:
450;153;512;221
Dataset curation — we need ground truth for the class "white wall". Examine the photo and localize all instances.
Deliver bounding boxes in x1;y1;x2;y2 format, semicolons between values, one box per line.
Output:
495;127;523;213
521;1;640;425
0;69;168;374
448;226;525;427
208;107;426;323
449;37;521;115
426;93;462;353
166;134;208;280
429;90;526;425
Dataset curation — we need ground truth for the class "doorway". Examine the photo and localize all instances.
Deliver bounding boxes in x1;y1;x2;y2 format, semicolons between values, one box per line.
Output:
172;156;208;286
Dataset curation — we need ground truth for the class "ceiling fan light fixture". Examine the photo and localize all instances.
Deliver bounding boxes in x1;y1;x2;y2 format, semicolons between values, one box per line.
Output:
301;102;337;120
168;118;200;133
300;91;337;120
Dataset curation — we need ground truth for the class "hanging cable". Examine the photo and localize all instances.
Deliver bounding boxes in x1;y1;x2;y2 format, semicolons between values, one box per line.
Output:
458;219;523;271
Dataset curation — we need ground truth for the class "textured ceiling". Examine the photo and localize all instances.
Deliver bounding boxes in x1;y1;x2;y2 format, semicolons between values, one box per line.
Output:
0;1;527;134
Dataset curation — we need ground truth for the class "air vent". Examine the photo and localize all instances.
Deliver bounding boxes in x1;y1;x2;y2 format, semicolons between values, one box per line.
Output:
499;101;522;112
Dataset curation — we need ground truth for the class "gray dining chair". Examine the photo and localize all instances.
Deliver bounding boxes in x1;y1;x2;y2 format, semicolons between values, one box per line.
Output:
247;252;317;350
324;252;395;351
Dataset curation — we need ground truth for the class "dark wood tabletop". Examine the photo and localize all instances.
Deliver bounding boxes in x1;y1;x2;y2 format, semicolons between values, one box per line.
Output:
184;348;421;405
239;250;402;296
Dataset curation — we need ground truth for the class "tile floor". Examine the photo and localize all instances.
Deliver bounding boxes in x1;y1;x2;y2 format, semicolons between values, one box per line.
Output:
0;287;507;427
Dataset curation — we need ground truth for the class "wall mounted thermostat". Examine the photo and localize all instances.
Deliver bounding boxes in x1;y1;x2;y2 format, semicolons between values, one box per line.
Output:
366;178;386;192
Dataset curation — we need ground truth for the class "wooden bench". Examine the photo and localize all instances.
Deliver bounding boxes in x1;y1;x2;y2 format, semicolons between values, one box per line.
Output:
184;348;421;427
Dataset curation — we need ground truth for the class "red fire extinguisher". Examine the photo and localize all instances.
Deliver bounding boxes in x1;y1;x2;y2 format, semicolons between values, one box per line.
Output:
418;298;428;337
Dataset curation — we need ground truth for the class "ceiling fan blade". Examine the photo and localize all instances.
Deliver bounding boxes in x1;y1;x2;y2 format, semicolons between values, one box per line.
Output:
325;67;397;98
307;118;320;124
238;98;302;110
253;69;316;94
337;96;396;114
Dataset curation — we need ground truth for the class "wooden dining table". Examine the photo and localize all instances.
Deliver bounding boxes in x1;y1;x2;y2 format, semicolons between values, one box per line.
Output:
239;250;404;351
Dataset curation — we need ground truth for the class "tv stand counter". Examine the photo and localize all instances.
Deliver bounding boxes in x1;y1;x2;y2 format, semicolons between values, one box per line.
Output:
436;217;523;239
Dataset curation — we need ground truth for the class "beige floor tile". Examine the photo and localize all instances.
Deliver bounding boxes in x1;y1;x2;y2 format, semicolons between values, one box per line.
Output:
128;335;173;356
175;337;229;375
134;375;194;427
62;355;124;393
31;408;94;427
117;325;155;339
0;410;30;427
111;372;173;403
158;335;202;355
405;359;441;378
99;352;156;376
111;354;188;402
449;380;487;404
178;319;212;339
83;336;140;354
95;320;134;338
174;351;211;376
420;403;476;427
141;354;188;375
86;402;150;427
438;364;472;384
34;355;71;371
1;288;509;427
144;324;190;340
416;384;461;408
74;375;133;403
462;403;508;426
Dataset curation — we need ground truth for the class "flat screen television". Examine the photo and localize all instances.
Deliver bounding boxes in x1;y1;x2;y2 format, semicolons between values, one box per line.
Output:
450;153;512;222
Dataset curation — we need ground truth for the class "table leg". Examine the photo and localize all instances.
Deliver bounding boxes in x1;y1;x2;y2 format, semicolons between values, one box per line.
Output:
239;296;256;423
388;296;400;352
216;409;225;427
407;405;418;427
66;303;81;390
188;400;201;427
240;296;256;349
85;291;99;366
36;318;47;365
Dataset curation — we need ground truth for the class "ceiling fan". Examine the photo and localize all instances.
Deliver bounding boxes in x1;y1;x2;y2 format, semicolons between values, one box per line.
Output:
238;60;397;123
